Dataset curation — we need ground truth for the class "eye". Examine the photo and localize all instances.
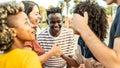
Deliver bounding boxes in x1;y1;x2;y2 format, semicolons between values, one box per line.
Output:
35;13;40;16
50;20;61;24
25;19;31;26
57;20;61;23
50;21;56;24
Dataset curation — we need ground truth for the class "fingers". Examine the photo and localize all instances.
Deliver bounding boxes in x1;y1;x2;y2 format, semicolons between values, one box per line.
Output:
84;12;88;24
79;64;85;68
51;44;62;56
73;13;83;19
52;43;58;47
84;12;88;19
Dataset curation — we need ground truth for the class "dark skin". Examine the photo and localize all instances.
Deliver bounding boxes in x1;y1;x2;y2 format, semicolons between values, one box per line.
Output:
47;13;62;37
61;55;79;67
47;13;79;67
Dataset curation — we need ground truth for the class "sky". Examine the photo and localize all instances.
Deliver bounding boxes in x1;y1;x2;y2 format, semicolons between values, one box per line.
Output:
0;0;107;8
0;0;108;17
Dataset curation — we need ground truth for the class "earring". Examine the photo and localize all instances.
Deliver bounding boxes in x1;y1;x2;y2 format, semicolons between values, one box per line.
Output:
13;34;16;37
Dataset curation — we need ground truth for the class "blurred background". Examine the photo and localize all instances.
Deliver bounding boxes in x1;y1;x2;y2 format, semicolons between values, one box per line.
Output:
0;0;117;46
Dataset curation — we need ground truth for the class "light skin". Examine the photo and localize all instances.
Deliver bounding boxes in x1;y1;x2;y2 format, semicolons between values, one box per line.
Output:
70;0;120;68
28;5;41;29
24;5;62;64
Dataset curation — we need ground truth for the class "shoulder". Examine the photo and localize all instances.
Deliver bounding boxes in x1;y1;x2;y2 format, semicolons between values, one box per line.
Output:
39;28;49;34
18;50;42;68
61;27;74;34
11;49;38;57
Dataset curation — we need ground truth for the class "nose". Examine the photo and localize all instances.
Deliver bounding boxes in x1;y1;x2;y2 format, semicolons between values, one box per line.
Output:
54;22;59;26
38;14;41;20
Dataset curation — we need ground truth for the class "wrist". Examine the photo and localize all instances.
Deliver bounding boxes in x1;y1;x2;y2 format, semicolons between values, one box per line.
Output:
48;50;54;56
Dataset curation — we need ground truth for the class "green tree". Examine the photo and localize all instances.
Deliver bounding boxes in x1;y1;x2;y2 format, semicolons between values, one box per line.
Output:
106;4;116;17
39;6;47;23
64;0;71;16
48;5;54;9
86;0;96;2
59;1;65;12
74;0;80;5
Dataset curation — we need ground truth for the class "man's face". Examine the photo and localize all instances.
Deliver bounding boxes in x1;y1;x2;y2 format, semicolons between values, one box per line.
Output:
48;13;62;34
103;0;115;5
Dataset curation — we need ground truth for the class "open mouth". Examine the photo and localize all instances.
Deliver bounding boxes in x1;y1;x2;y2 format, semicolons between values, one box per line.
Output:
53;27;60;31
32;30;36;35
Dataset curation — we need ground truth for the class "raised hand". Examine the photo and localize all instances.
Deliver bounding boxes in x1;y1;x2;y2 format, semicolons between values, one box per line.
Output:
70;12;89;34
50;43;62;57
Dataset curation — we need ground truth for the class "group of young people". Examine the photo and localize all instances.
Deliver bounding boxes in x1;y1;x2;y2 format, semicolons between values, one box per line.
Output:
0;0;120;68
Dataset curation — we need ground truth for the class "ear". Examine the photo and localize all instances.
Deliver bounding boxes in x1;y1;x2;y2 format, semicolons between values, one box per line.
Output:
10;28;17;37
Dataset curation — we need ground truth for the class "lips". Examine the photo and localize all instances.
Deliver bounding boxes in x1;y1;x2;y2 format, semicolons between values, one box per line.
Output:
32;30;36;34
31;30;36;36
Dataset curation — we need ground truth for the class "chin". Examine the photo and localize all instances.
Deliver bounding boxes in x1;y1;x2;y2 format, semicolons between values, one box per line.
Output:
30;36;36;41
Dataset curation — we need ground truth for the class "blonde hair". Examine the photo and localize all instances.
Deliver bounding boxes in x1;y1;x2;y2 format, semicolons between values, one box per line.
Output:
0;1;24;51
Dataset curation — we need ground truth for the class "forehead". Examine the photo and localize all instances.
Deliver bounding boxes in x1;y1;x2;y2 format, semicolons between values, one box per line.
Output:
48;13;62;20
31;5;39;12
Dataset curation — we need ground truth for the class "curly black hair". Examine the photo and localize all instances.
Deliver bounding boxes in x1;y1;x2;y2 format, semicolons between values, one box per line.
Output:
74;1;108;41
47;7;62;16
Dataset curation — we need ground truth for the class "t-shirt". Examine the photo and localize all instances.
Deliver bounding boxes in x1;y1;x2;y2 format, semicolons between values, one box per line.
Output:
108;6;120;48
37;27;76;67
0;49;42;68
78;37;97;60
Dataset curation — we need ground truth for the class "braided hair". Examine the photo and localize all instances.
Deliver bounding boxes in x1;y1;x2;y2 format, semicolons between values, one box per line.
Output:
74;1;108;41
0;1;24;51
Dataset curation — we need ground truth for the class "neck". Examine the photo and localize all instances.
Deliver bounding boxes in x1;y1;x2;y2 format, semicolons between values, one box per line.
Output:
50;30;60;37
7;37;24;52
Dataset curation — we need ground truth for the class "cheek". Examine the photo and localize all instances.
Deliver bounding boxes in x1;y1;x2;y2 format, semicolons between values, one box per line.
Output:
58;24;62;28
29;16;37;23
16;27;30;37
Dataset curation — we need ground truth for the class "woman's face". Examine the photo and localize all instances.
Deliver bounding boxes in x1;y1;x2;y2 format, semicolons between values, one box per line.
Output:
28;5;41;29
13;12;36;41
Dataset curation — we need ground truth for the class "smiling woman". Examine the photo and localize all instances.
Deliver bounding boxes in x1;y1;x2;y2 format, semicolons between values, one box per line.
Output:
0;1;42;68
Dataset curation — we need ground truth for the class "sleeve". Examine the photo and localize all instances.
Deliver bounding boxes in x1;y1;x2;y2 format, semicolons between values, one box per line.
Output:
24;51;42;68
114;7;120;37
114;20;120;37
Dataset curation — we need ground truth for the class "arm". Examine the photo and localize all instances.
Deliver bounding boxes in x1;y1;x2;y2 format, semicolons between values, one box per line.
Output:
39;44;61;64
24;41;61;64
80;27;120;68
71;13;120;68
24;46;53;64
61;54;79;67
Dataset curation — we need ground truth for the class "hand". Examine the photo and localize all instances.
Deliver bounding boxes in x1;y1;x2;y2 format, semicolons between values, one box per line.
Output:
78;64;85;68
50;43;62;56
70;12;88;34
